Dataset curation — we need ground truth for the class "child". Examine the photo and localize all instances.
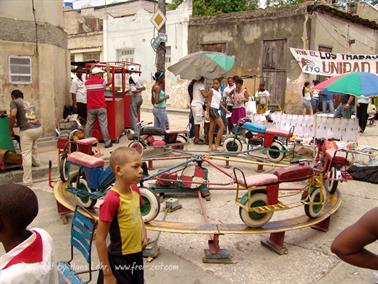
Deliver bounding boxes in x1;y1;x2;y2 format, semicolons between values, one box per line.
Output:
96;147;147;284
208;79;229;151
0;184;58;283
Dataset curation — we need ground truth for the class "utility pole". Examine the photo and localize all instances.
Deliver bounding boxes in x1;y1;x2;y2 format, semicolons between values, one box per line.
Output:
156;0;166;72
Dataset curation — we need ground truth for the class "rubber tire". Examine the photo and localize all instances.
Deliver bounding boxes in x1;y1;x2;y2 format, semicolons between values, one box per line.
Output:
128;141;144;155
172;135;187;150
74;178;97;209
304;187;323;218
325;165;339;194
239;192;273;228
224;137;243;152
267;141;286;162
140;187;160;223
59;154;69;182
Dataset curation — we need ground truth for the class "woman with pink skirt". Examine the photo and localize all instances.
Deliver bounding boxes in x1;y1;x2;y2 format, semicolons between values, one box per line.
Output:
231;77;251;125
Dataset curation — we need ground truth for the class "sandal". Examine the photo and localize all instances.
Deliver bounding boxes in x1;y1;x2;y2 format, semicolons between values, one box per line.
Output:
194;139;206;145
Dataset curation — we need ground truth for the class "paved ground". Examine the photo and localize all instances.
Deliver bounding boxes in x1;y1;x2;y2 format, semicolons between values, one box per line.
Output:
1;110;377;284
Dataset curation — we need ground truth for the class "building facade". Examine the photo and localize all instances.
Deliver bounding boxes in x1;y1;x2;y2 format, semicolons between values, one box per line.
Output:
0;0;70;135
105;0;192;108
188;3;378;113
64;0;158;63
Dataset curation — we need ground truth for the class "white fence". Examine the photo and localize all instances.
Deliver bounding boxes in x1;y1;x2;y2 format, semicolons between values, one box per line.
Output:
266;113;359;142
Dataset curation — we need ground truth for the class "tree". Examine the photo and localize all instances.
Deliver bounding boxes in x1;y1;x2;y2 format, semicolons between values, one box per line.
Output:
167;0;259;15
265;0;304;8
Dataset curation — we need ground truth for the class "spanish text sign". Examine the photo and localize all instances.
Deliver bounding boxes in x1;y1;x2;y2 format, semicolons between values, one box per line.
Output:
290;48;378;76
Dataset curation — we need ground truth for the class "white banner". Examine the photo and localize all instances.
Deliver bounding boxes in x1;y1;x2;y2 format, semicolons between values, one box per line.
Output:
290;48;378;76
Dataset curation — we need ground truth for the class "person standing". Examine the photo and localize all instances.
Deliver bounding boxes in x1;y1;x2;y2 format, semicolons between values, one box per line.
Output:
208;79;229;151
85;67;112;148
311;80;320;114
302;81;313;115
321;93;335;114
190;77;208;144
231;77;250;125
357;96;369;133
129;73;145;131
255;83;270;114
70;67;87;122
334;94;355;119
223;77;235;133
188;79;196;138
8;90;43;186
151;71;169;131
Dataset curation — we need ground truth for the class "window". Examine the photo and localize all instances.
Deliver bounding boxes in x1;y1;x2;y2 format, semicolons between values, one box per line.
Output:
200;43;226;53
117;48;134;63
9;56;32;84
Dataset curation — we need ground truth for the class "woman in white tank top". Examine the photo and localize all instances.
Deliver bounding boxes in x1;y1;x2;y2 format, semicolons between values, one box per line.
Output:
208;79;230;151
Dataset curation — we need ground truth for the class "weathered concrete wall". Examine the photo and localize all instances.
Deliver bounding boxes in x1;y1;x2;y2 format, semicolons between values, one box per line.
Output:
356;2;378;23
0;1;70;136
0;0;64;28
188;4;378;113
0;41;70;136
189;5;307;113
68;32;103;50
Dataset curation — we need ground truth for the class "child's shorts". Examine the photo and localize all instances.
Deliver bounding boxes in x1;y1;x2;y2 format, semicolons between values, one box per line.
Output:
97;251;143;284
209;107;220;120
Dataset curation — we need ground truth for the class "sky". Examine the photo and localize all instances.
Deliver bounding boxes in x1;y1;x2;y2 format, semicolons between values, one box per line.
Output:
69;0;266;10
70;0;173;9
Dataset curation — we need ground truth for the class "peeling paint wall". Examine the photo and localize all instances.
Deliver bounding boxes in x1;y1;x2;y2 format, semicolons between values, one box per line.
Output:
0;0;70;136
189;6;307;113
188;4;378;114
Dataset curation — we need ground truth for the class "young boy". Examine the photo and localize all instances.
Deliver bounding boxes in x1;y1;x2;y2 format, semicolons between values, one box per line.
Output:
0;184;58;283
96;147;147;284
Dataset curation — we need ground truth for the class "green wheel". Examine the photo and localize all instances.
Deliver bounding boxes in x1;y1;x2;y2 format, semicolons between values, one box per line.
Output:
140;187;160;223
239;192;273;228
304;187;323;218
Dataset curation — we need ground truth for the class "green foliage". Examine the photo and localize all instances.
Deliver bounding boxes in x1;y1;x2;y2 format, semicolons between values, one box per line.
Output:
167;0;184;10
167;0;259;15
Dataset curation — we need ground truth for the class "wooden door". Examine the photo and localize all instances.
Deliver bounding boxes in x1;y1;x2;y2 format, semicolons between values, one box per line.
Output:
262;40;287;110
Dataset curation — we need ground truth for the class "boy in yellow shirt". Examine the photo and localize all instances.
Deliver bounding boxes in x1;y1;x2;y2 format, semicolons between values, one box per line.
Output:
96;147;147;284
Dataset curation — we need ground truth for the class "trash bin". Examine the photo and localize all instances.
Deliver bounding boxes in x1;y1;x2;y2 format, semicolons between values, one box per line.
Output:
0;116;15;151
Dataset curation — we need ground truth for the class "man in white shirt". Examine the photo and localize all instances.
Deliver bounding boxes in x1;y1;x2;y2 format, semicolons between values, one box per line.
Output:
0;184;58;284
70;67;87;122
129;72;146;131
223;77;235;133
190;77;208;144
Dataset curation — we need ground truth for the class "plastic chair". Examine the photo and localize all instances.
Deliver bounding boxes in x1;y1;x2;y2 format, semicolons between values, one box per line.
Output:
57;206;97;284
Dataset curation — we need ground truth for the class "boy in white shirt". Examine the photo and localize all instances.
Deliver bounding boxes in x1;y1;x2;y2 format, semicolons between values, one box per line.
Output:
0;184;58;284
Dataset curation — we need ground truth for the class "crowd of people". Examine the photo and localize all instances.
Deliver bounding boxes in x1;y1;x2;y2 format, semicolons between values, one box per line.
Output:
302;80;373;133
8;67;375;187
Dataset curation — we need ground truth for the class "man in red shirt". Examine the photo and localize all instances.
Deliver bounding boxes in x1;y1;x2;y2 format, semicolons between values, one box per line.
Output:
85;67;112;148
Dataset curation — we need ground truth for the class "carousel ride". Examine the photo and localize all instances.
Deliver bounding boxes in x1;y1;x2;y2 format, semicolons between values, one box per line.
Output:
50;128;347;262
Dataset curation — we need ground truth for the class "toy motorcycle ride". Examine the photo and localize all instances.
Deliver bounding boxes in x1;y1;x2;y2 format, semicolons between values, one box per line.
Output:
223;117;295;162
233;162;326;228
315;139;352;194
127;121;188;155
61;150;160;223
